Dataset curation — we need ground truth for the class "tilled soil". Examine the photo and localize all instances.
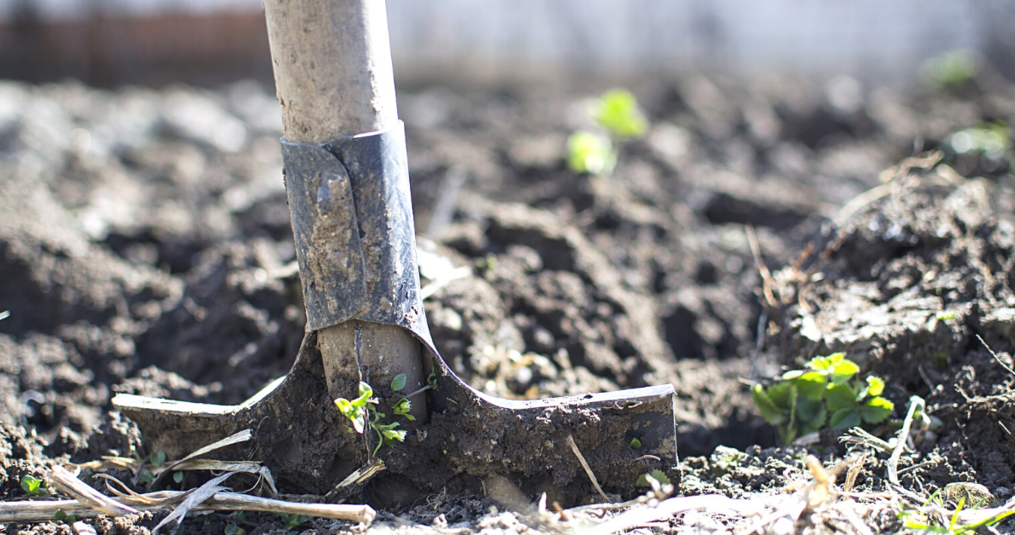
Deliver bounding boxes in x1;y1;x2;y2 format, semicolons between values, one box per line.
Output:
0;71;1014;534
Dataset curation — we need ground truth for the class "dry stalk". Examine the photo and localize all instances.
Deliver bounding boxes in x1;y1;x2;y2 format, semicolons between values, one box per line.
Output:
566;434;610;503
888;396;924;486
48;465;139;517
0;489;376;525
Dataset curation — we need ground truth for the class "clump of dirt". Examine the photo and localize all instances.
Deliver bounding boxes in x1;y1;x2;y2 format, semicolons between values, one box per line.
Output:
0;70;1014;533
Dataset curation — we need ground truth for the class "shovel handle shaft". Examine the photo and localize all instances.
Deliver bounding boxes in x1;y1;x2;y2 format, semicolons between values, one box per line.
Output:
264;0;398;142
264;0;426;419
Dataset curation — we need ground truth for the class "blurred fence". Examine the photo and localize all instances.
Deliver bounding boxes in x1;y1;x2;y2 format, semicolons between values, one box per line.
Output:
1;0;1013;86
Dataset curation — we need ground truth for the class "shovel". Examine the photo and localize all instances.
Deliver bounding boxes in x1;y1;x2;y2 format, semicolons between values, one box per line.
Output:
113;0;676;506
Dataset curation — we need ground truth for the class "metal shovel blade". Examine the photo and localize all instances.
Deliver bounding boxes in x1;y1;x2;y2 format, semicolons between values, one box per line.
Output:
114;329;676;504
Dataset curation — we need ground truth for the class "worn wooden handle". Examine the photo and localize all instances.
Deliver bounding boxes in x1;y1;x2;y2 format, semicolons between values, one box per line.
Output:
263;0;425;420
264;0;398;142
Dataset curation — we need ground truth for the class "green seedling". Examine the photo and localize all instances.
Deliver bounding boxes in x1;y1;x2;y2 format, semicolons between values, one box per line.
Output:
636;469;671;487
567;88;648;176
278;513;308;532
335;379;412;455
150;450;167;467
567;131;616;176
20;474;49;497
53;510;77;523
591;89;649;139
924;50;979;89
629;437;642;449
950;121;1011;162
899;491;1014;535
752;353;894;444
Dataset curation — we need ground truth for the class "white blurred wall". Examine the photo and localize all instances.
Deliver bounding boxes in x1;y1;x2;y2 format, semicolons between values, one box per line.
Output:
5;0;1014;84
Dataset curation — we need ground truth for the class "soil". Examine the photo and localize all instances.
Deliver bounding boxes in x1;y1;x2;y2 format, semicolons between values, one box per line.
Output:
1;69;1014;534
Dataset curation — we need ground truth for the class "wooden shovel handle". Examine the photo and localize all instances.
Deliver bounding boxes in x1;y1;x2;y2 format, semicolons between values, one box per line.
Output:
264;0;398;142
263;0;425;419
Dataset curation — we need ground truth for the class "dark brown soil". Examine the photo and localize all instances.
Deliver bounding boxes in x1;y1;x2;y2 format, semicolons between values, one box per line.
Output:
1;70;1014;533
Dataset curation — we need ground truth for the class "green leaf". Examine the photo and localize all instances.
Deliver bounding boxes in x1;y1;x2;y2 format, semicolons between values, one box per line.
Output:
807;353;841;372
567;131;616;175
629;438;642;449
794;371;829;400
865;376;886;397
21;475;38;493
592;89;648;138
224;523;239;535
173;471;184;484
830;359;860;384
649;469;671;485
390;374;407;392
766;381;796;410
381;428;406;443
54;510;67;521
860;397;895;424
795;398;827;436
141;471;154;485
829;408;861;429
393;398;411;416
751;384;788;425
825;384;858;413
150;450;167;467
356;382;374;404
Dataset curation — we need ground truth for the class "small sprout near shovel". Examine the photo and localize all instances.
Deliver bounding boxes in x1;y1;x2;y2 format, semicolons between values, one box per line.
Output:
20;475;49;497
334;374;415;455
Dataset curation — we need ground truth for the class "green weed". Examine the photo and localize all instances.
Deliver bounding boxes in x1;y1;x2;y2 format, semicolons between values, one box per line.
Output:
278;513;308;532
924;50;979;89
900;493;1015;535
334;375;413;456
752;353;894;444
20;474;49;497
567;88;648;176
950;121;1011;162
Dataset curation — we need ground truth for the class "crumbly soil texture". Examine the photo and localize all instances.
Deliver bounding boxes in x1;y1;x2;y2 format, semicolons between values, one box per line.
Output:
1;72;1015;534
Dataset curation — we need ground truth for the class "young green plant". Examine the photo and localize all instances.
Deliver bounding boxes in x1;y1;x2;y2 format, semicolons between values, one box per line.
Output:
20;474;49;497
752;353;894;444
334;374;415;456
567;89;649;176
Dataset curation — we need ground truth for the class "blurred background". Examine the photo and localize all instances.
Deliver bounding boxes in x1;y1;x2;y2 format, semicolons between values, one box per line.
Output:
2;0;1014;88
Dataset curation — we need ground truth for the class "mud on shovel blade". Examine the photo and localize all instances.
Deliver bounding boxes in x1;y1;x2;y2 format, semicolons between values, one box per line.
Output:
113;0;677;505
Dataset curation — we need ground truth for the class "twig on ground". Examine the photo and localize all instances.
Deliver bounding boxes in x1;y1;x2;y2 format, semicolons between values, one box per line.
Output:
835;184;892;226
888;396;925;486
325;458;385;502
843;452;867;493
48;465;139;517
978;335;1015;378
152;430;253;483
0;488;376;525
751;309;768;382
840;427;894;454
745;226;777;307
153;472;236;534
566;434;610;503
